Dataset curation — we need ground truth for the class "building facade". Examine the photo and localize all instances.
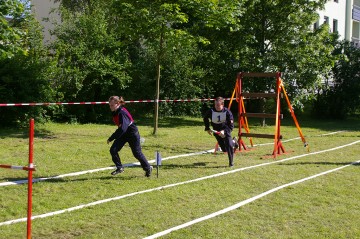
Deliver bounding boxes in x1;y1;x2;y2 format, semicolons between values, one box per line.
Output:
349;0;360;46
31;0;360;46
31;0;60;44
315;0;360;46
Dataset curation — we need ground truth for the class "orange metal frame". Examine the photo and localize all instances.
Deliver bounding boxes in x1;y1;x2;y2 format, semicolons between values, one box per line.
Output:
232;72;307;158
235;72;285;157
213;72;308;158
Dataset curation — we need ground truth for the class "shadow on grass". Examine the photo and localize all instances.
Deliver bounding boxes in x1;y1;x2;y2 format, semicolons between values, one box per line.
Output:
1;174;140;183
1;162;228;183
0;117;203;138
0;128;56;139
136;117;204;128
4;161;357;185
159;162;229;169
43;175;139;182
255;116;360;132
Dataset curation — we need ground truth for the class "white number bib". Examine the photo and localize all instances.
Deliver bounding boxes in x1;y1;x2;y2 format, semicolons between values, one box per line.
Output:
212;111;226;124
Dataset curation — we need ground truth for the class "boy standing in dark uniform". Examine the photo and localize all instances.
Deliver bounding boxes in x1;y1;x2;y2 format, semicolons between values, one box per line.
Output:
203;97;238;167
107;96;152;177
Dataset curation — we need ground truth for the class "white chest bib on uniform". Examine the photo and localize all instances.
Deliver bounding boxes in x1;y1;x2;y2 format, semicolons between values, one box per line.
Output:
211;110;227;124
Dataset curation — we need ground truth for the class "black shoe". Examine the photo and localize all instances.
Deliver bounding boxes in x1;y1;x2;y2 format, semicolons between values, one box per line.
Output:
233;137;239;149
145;166;153;177
111;167;124;175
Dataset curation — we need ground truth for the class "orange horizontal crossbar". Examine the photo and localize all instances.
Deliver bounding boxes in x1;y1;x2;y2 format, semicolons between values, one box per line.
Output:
241;133;283;139
241;113;283;119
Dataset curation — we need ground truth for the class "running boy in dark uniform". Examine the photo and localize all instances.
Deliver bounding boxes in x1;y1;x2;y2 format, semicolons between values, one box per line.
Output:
203;97;238;167
107;96;152;177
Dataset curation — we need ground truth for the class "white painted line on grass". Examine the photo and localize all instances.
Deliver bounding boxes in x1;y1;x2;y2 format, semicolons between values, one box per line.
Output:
0;150;211;187
252;130;346;147
320;131;346;136
0;131;344;187
144;159;360;239
1;139;359;227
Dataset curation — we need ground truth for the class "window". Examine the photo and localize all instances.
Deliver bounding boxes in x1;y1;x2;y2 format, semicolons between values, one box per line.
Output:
324;16;329;25
313;21;319;30
333;19;338;33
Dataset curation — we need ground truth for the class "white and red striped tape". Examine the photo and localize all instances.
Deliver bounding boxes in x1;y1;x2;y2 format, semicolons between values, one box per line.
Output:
0;164;35;171
0;98;233;107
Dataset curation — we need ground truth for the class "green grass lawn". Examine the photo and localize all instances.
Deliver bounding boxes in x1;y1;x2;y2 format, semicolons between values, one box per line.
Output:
0;116;359;239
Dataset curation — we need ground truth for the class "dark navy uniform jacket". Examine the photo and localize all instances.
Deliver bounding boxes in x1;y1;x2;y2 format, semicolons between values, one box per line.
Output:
203;107;234;135
108;106;137;141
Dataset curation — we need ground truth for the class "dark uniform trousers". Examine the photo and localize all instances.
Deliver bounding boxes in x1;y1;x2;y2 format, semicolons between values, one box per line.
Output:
110;124;150;170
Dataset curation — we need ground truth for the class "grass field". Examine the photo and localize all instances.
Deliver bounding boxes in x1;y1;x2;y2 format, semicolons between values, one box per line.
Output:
0;116;359;239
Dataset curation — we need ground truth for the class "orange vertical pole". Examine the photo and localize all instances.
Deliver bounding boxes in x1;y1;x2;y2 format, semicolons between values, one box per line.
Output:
237;73;247;151
240;96;253;147
280;80;308;150
227;81;237;110
277;75;282;155
273;73;281;158
238;73;242;149
273;73;285;157
27;119;34;239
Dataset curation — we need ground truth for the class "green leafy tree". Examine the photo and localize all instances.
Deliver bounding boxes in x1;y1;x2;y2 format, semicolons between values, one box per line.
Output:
192;0;334;106
312;41;360;119
111;0;210;133
0;1;55;126
0;0;28;59
46;0;339;126
50;0;131;122
174;0;243;97
183;0;336;126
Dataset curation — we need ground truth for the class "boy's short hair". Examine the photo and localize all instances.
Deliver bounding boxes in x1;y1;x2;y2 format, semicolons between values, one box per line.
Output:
215;97;224;105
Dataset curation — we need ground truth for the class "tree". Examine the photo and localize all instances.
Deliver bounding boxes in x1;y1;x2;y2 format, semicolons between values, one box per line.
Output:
312;41;360;119
0;0;55;126
188;0;335;125
110;0;207;134
110;0;242;134
50;0;131;122
46;0;339;126
191;0;332;93
50;0;211;125
0;0;28;59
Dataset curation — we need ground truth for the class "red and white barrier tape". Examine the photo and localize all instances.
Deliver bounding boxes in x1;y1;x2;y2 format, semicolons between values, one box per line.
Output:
0;164;35;171
0;98;233;107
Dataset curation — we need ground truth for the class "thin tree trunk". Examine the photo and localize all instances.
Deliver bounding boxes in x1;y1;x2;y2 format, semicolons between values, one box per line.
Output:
153;25;165;135
260;97;266;127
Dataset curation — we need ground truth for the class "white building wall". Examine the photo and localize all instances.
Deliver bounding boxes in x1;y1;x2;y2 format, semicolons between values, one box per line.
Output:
316;0;347;40
31;0;60;44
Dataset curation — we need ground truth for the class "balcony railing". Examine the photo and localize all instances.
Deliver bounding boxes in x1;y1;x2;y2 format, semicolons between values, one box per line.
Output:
353;5;360;21
352;37;360;48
